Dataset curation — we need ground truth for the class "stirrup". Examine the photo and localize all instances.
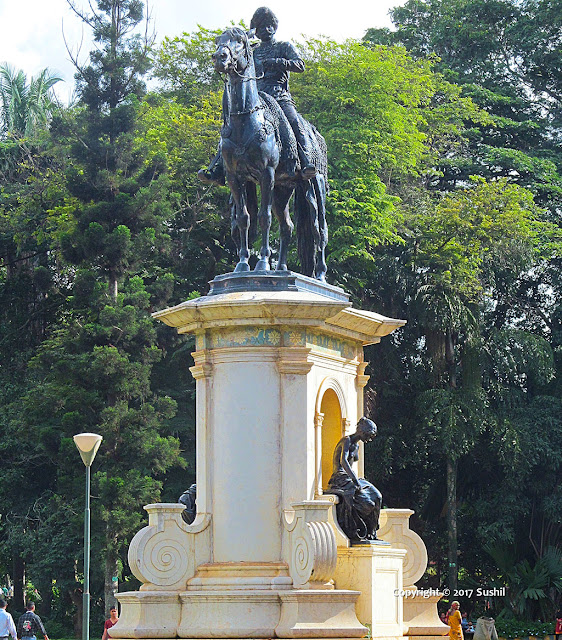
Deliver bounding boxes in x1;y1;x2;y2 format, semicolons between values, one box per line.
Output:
301;164;317;179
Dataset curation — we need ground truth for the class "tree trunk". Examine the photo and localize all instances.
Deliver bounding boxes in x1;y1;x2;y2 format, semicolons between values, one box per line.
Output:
38;580;52;617
426;328;446;385
12;555;25;611
109;274;118;302
69;587;83;638
104;549;119;616
445;330;456;389
446;456;458;594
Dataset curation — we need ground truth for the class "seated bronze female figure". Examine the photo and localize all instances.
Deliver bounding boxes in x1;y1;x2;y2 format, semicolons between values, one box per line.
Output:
325;417;382;544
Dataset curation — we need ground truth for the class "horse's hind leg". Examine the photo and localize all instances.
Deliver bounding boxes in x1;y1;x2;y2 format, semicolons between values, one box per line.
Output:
273;185;294;272
246;181;258;247
229;194;239;250
313;174;328;281
255;166;275;271
228;177;251;272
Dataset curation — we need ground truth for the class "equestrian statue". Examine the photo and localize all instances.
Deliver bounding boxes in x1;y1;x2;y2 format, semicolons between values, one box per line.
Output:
198;7;328;280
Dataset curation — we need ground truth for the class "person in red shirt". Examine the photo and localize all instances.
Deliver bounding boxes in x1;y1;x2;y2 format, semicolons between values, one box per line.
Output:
102;607;118;640
555;610;562;640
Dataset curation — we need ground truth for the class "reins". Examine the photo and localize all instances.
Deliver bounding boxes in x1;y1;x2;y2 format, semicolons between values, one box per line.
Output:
230;103;263;117
216;41;264;82
217;38;265;121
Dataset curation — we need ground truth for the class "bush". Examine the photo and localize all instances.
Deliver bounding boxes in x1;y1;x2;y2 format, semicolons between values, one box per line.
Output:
44;621;70;639
496;619;556;639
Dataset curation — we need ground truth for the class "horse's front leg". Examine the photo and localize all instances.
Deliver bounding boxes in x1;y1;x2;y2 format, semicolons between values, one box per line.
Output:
228;176;251;272
255;165;275;272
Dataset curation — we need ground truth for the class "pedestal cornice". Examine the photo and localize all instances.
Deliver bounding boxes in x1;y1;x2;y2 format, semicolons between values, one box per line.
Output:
153;290;405;347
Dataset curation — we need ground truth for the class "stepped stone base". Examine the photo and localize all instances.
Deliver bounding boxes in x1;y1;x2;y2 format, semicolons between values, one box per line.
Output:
114;588;367;639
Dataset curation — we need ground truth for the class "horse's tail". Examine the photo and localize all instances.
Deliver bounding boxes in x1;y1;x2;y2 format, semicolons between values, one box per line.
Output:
295;180;319;278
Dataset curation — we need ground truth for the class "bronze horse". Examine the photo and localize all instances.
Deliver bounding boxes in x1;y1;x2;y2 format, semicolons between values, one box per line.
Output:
212;27;328;280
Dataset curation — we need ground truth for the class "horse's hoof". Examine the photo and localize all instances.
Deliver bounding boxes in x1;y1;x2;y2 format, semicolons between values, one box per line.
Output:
276;264;289;273
234;262;251;273
255;259;270;272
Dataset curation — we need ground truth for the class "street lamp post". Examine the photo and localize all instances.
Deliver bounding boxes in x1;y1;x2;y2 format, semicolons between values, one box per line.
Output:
74;433;103;640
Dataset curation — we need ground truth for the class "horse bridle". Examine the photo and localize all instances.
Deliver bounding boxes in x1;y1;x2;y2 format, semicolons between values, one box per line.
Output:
215;38;264;83
216;36;265;118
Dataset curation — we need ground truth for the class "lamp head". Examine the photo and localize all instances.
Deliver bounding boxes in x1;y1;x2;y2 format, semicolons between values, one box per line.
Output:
73;433;103;467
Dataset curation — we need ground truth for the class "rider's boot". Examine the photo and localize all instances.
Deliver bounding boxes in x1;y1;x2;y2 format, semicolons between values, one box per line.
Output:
297;145;317;180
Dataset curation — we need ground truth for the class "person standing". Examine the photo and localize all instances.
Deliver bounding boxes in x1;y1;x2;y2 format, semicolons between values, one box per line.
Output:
16;602;48;640
0;598;17;640
447;601;464;640
555;609;562;640
102;607;118;640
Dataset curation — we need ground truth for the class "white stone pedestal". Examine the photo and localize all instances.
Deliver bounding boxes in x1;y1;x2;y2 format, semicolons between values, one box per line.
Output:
378;510;449;639
333;544;407;637
112;284;408;639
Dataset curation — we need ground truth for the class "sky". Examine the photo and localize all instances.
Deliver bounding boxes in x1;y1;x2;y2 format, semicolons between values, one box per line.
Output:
0;0;401;102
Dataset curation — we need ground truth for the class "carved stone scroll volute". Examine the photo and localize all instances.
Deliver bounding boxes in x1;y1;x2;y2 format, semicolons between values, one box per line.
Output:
128;503;211;591
284;501;337;589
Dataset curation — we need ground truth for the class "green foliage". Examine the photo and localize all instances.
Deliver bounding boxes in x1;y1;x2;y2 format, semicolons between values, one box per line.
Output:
153;26;225;102
487;545;562;621
495;620;556;640
291;40;443;288
294;39;432;180
0;64;61;139
365;0;562;211
409;178;553;300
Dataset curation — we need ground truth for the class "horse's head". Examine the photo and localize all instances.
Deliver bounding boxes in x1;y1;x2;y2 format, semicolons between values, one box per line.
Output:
213;27;256;75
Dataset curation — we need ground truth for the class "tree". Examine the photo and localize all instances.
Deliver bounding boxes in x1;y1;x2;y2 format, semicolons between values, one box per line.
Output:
0;65;64;613
364;0;562;213
153;26;225;104
0;65;61;140
29;0;186;616
362;0;562;595
291;39;472;298
366;176;559;594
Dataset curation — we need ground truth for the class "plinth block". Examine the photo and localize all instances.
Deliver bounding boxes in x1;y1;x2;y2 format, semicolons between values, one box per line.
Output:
276;590;367;638
333;545;407;637
112;591;181;638
187;562;293;591
178;590;280;638
402;594;449;636
207;271;350;302
177;589;367;639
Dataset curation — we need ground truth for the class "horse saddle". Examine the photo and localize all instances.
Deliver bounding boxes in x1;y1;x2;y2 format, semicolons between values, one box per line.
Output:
259;92;299;175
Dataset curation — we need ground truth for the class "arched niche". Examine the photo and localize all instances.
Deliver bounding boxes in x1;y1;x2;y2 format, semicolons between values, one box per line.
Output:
315;379;348;495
